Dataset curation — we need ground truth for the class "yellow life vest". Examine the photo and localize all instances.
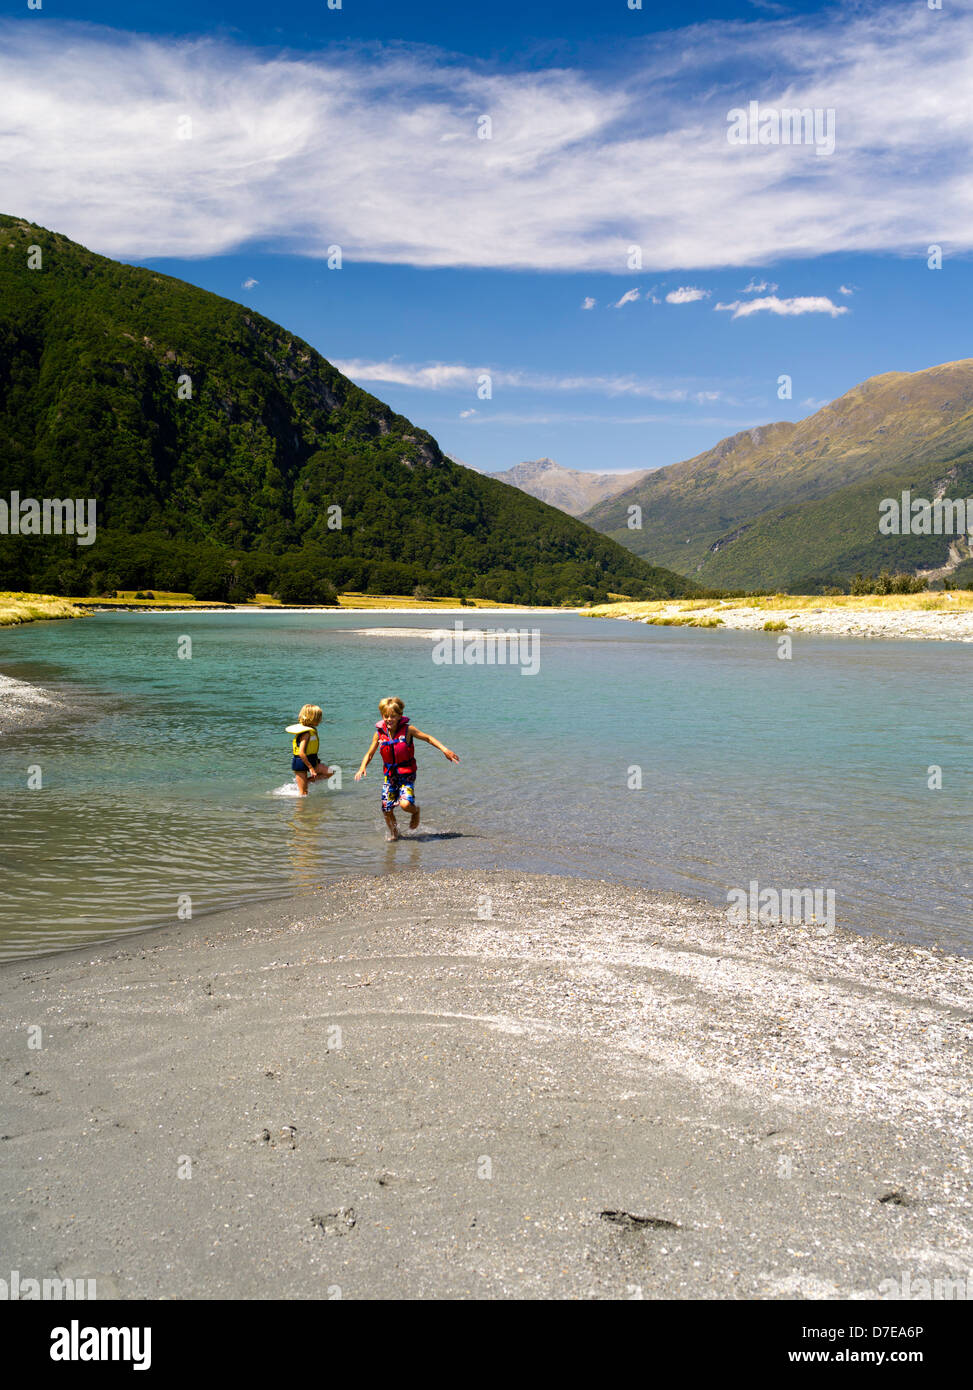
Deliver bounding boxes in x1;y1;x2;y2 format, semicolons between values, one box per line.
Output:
292;727;319;757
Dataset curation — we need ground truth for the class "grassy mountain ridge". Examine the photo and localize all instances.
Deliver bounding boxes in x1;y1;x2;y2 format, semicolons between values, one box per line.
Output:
583;359;973;589
0;215;693;604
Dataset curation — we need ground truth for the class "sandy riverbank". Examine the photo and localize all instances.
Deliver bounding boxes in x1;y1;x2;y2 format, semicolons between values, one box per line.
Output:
587;593;973;642
1;871;969;1300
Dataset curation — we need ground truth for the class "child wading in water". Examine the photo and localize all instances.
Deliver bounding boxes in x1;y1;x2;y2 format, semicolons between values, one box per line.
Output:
355;696;459;840
286;704;332;797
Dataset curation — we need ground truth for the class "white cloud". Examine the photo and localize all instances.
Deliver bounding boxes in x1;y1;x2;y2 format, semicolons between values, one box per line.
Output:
744;278;778;293
666;286;709;304
715;295;849;319
242;277;258;288
333;358;702;400
459;409;477;418
442;410;745;428
581;296;596;309
334;361;481;391
839;284;855;295
612;289;640;308
4;6;973;271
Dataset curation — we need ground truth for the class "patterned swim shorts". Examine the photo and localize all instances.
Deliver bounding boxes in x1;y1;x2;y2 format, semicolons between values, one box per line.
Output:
382;771;416;813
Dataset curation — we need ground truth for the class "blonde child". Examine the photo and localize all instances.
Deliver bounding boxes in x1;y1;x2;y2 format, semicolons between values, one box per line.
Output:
286;704;332;797
355;696;458;839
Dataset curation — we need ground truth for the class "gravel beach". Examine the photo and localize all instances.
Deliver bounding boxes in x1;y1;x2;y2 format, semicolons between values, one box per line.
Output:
1;871;970;1301
598;602;973;642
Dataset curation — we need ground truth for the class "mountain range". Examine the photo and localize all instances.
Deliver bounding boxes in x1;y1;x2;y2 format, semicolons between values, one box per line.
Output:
5;214;969;601
487;458;649;517
0;216;692;605
582;360;973;591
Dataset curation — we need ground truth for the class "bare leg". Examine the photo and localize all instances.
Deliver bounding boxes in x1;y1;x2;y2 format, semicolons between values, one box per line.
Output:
383;808;399;840
295;771;309;797
405;799;420;831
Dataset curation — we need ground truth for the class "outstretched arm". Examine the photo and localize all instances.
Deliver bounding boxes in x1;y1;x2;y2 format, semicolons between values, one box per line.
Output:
412;728;459;763
355;733;380;780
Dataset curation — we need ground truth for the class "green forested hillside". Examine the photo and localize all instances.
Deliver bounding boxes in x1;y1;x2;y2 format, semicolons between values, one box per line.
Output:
583;359;973;591
0;216;693;604
698;450;973;591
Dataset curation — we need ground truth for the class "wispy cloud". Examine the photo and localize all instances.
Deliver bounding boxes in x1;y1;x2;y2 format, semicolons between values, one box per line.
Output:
334;361;479;391
242;277;258;289
612;289;640;308
666;286;709;304
581;296;596;309
839;284;855;295
3;6;972;270
443;410;748;428
744;278;778;293
333;358;708;401
715;295;849;319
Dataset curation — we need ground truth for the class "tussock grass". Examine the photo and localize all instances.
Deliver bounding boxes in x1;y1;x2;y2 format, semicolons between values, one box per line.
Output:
1;589;560;624
0;592;82;626
643;613;724;628
335;592;544;610
77;590;202;606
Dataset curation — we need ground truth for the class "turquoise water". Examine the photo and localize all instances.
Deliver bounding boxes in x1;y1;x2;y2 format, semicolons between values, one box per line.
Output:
0;610;970;959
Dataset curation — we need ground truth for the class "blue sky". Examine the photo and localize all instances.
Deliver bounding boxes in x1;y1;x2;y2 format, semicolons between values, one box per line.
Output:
3;1;971;474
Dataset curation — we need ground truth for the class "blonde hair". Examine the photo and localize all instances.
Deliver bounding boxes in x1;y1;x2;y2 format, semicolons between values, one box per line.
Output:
378;696;404;718
298;703;323;727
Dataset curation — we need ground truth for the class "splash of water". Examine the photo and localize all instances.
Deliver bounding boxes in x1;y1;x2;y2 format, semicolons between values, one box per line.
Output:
271;782;305;798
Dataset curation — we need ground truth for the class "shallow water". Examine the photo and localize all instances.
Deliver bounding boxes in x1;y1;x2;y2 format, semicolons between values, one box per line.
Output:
0;610;970;958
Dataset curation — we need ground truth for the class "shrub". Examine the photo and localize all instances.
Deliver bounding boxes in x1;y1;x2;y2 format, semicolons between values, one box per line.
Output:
851;571;926;596
274;573;339;606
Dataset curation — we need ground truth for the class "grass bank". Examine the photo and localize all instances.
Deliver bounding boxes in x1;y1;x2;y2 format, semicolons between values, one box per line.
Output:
0;591;83;626
1;589;562;624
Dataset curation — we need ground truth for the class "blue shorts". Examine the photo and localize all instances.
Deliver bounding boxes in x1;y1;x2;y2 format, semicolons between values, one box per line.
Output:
292;754;319;774
382;771;416;812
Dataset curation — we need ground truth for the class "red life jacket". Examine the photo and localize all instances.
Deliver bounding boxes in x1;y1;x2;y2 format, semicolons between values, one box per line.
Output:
377;716;417;777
